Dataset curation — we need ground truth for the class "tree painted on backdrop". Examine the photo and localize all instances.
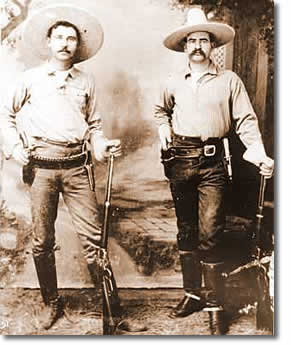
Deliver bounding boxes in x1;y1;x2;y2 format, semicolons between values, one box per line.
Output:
0;0;32;45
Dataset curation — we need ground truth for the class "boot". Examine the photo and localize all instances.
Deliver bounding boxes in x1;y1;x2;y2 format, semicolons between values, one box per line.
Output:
169;251;206;318
202;262;228;335
33;251;63;330
201;261;225;307
88;262;148;333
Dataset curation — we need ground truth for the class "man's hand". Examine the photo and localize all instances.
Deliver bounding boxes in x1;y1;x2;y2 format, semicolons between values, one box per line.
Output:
159;125;172;150
12;143;30;165
106;139;122;158
92;137;122;162
259;157;274;179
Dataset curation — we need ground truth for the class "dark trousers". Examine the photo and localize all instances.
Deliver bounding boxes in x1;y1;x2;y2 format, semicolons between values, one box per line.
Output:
166;135;227;263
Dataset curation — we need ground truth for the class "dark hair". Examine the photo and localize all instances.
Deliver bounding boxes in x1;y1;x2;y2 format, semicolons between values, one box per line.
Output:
47;21;81;42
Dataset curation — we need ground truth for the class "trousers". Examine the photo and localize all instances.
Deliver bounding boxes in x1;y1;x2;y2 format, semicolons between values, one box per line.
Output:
29;141;101;264
166;134;227;262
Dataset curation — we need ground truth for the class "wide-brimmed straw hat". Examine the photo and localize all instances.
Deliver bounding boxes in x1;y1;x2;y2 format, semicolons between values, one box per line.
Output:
164;8;235;52
22;4;104;63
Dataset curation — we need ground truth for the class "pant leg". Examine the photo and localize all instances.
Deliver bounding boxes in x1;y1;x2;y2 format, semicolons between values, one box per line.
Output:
30;168;60;255
30;168;60;305
61;165;102;264
170;179;199;251
198;160;227;262
170;178;202;292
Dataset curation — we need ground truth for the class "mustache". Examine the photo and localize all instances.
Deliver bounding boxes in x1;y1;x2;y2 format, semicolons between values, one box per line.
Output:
58;49;71;53
191;49;205;56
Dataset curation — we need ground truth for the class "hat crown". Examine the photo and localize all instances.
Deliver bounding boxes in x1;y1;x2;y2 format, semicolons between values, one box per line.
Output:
185;8;208;26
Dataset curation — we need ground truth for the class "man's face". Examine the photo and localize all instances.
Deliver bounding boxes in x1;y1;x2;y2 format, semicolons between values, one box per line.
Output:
47;25;79;62
184;31;212;63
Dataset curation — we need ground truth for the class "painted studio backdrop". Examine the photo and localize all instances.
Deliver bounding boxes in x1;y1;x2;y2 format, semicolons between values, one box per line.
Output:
0;0;274;336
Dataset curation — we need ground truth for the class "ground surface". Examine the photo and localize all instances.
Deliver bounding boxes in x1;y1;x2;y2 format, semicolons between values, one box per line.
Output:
0;288;272;336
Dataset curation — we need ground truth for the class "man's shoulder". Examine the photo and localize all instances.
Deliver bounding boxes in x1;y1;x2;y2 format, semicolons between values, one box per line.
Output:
21;64;49;80
217;68;237;77
14;64;45;86
218;68;241;81
71;67;95;85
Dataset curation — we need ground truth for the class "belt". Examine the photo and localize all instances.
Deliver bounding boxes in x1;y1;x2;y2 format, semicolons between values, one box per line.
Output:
30;152;87;169
161;141;223;163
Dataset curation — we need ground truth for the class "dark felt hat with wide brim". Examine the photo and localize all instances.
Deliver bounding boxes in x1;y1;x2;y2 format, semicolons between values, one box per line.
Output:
164;8;235;52
22;4;104;63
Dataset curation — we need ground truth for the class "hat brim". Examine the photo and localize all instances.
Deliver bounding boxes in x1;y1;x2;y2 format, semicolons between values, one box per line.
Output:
22;4;104;63
164;23;235;52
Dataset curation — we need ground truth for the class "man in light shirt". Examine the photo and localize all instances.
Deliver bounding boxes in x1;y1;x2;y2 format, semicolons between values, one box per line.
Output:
154;8;274;318
0;4;145;332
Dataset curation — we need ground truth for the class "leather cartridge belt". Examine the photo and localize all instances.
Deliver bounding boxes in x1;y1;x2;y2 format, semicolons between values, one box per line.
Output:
161;140;223;163
30;152;87;169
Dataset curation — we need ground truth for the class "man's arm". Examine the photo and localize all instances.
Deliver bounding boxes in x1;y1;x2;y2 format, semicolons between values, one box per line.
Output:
0;74;30;163
230;74;274;178
154;80;175;150
86;75;121;161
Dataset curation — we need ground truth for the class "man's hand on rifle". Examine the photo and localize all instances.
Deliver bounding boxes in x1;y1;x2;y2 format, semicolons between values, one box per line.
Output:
106;139;122;158
91;136;122;162
243;141;274;179
259;156;274;179
12;143;30;165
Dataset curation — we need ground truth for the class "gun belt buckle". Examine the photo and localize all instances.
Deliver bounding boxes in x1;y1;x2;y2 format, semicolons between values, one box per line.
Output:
204;144;216;157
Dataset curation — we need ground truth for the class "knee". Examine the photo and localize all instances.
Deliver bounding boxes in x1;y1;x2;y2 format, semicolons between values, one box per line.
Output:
79;236;100;265
176;221;198;251
177;232;197;251
32;238;55;257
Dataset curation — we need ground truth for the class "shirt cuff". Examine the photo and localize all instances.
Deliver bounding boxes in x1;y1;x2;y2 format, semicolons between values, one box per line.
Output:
242;140;267;167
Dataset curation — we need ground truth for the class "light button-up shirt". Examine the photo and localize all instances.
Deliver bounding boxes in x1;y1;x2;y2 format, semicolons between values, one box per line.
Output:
154;61;263;149
0;63;103;157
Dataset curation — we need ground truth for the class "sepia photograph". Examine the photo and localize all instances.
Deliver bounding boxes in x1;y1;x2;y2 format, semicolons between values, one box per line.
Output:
0;0;274;336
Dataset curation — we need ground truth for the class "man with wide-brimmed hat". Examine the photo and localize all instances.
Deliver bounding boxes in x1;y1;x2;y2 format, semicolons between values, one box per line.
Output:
154;7;274;318
0;4;146;332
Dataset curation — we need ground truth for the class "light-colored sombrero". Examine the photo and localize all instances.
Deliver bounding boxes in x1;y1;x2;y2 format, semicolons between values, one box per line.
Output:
22;4;104;63
164;8;235;52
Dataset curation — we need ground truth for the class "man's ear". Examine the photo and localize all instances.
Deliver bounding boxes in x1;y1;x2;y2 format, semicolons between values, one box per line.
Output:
47;37;51;48
182;38;187;52
211;41;217;49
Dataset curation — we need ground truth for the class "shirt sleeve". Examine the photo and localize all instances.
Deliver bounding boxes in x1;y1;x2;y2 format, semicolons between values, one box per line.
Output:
230;73;263;149
154;76;175;128
0;74;30;158
86;74;104;138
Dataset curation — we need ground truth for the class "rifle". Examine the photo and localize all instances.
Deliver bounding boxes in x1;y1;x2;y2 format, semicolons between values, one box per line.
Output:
224;174;273;331
98;151;122;335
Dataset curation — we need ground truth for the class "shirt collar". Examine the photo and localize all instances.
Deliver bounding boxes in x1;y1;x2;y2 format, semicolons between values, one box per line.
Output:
45;63;78;79
184;60;218;80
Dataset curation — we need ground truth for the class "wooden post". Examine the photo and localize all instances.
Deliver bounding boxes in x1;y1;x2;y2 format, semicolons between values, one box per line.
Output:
254;40;268;136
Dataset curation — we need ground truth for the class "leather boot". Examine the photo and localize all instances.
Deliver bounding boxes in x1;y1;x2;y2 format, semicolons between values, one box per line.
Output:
88;262;148;333
169;251;206;318
201;262;228;335
201;261;225;307
33;251;63;330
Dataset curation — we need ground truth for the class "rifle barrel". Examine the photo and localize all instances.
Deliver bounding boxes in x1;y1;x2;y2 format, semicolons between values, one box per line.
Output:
101;153;114;249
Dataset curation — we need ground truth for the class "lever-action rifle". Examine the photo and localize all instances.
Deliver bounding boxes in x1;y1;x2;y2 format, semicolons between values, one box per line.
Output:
98;152;122;335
